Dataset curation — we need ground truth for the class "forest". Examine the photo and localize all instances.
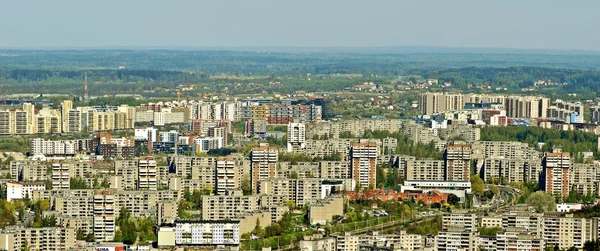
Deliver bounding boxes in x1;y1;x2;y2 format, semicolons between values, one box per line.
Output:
2;50;600;97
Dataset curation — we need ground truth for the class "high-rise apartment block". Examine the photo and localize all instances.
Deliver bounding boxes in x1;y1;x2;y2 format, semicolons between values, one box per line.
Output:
350;142;377;189
444;144;471;181
287;122;306;152
540;148;571;197
250;144;278;193
93;189;116;242
138;156;157;190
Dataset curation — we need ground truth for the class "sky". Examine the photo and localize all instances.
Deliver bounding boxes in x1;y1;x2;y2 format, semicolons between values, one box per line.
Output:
1;0;599;50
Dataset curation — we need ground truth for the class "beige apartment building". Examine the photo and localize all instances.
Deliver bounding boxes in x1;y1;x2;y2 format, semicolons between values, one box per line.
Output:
307;196;343;225
0;227;75;251
93;189;116;242
201;190;261;221
406;159;445;181
250;144;278;193
138;156;157;190
259;178;322;207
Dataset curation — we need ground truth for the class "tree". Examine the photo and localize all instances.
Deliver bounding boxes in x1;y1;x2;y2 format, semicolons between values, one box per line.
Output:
85;233;96;242
584;240;600;251
447;194;460;205
284;200;295;211
76;229;86;240
20;240;29;251
241;176;251;195
117;207;131;226
470;175;485;195
41;214;57;227
527;191;556;213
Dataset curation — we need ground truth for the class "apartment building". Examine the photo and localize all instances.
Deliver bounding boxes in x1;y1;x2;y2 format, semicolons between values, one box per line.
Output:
505;96;549;119
501;212;544;234
93;190;116;242
299;234;336;251
436;227;480;251
287;122;306;152
495;230;544;251
540;149;571;197
5;182;45;202
51;163;70;190
35;108;61;134
157;201;178;225
570;163;596;195
0;227;76;251
278;162;321;179
138;156;157;190
334;231;422;251
547;99;585;122
157;220;240;249
168;156;217;190
444;144;471;181
215;156;240;195
10;160;48;182
350;142;377;189
244;118;267;139
308;119;401;139
114;160;138;190
250;144;278;193
259;178;323;207
319;161;351;179
406;159;445;181
442;213;478;232
543;214;592;250
307;196;344;225
201;190;260;221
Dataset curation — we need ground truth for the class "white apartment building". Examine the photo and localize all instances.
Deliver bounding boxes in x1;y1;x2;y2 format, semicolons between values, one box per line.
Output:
6;182;45;202
287;122;306;152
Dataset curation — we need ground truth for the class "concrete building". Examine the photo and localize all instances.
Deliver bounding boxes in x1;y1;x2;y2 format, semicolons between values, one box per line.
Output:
215;156;240;195
307;196;344;225
93;189;116;242
0;227;76;251
137;156;157;190
51;163;70;190
569;163;596;195
259;178;323;207
405;159;445;181
436;227;479;251
444;144;471;181
543;214;591;250
442;213;478;232
540;149;571;197
250;144;278;193
350;142;377;189
6;182;45;202
299;234;336;251
287;122;306;152
201;190;260;221
157;220;240;249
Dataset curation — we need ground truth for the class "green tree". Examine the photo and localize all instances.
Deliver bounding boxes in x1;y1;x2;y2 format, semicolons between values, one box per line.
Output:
470;175;485;195
527;191;556;213
241;176;251;195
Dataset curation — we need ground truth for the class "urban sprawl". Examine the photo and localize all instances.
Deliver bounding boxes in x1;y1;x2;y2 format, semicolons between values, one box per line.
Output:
2;90;600;251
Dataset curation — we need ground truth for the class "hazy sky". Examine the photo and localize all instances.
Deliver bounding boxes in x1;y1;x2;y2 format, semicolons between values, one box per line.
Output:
1;0;599;50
